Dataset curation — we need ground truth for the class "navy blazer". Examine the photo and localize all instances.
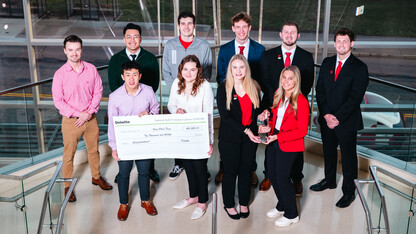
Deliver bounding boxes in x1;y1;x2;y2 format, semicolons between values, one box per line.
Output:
216;83;259;144
216;39;265;84
316;54;369;131
260;45;314;109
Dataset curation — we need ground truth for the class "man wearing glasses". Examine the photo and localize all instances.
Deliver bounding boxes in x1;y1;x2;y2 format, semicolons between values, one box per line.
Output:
108;23;160;183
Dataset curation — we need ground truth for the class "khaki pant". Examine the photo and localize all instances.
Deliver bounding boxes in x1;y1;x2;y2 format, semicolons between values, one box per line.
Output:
62;115;101;187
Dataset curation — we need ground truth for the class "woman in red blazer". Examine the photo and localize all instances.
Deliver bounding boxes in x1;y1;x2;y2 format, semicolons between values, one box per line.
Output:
258;65;309;227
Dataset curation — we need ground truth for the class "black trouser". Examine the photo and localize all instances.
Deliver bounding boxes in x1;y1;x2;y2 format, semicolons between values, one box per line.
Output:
219;140;257;208
174;158;183;167
263;145;304;182
321;125;358;195
182;158;208;203
219;159;257;172
267;140;298;219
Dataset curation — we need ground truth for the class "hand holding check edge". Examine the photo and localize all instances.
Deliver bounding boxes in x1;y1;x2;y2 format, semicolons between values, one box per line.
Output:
175;107;212;156
111;110;152;161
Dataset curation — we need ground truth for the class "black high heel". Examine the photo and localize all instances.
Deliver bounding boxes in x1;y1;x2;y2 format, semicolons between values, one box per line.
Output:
224;207;240;220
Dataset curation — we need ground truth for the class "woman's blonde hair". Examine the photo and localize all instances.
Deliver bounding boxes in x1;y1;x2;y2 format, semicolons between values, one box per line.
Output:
225;54;260;110
272;65;301;116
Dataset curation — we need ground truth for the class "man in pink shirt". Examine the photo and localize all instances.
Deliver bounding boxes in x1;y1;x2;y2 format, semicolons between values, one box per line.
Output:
108;61;159;220
52;35;113;202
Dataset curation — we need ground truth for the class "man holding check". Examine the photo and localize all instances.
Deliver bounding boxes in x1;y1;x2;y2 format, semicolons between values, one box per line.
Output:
108;61;160;221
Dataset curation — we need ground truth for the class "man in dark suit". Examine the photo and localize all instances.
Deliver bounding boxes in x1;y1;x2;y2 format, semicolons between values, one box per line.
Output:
214;12;265;185
259;22;314;195
310;28;369;208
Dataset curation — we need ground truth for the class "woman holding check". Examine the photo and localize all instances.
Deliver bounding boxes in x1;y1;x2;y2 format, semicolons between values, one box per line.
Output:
168;55;214;220
258;65;309;227
217;54;261;220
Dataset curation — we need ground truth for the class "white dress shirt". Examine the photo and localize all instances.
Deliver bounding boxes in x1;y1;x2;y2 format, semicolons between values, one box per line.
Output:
275;98;289;130
235;39;250;59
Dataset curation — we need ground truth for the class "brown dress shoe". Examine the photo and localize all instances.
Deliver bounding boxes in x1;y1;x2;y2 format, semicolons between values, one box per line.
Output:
251;172;259;186
117;204;129;221
259;178;271;191
64;187;76;202
293;181;303;197
215;168;223;183
141;201;158;216
92;176;113;190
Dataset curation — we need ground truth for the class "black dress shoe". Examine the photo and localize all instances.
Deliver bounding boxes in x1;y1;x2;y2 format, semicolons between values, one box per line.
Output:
240;207;250;219
224;207;240;220
336;194;355;208
114;173;119;184
309;179;336;192
150;170;160;183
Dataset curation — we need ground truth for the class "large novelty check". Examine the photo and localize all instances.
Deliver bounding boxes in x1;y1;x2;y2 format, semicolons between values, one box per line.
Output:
113;113;210;160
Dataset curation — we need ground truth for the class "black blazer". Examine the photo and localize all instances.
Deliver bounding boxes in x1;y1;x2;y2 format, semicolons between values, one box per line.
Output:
316;54;369;131
260;45;314;109
217;83;259;144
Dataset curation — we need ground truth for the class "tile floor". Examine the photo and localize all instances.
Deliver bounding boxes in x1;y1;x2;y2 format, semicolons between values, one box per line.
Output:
64;143;369;234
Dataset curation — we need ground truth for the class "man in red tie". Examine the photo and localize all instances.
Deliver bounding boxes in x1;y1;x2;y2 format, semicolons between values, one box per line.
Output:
311;28;369;208
259;22;314;194
215;12;265;185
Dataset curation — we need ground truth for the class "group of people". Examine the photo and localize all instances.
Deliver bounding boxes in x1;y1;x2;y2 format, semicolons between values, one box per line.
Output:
51;9;368;227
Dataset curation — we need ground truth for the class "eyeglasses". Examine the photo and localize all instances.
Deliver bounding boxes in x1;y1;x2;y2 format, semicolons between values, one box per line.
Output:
125;35;140;40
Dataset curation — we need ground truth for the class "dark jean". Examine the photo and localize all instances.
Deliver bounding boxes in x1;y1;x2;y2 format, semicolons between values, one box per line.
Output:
117;159;151;204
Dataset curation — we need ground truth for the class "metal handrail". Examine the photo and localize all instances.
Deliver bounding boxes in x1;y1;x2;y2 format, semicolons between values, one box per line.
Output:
0;161;59;181
212;193;217;234
37;161;63;233
37;160;77;234
369;166;391;234
0;55;414;96
0;161;61;204
314;63;416;93
355;178;376;234
55;178;77;234
354;164;416;234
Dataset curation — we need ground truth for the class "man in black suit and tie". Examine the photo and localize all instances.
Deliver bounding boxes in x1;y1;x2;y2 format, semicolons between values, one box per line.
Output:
259;22;314;195
310;28;369;208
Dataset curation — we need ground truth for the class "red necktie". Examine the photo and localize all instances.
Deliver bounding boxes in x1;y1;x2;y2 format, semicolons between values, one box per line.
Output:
239;46;245;55
284;52;291;67
335;61;342;81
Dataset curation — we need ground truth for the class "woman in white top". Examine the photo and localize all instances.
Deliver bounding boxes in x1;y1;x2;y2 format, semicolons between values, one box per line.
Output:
168;55;214;220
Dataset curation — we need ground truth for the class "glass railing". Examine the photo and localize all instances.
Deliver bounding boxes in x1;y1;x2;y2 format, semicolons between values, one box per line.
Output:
308;67;416;174
0;47;415;176
0;47;219;174
355;165;416;234
0;161;74;234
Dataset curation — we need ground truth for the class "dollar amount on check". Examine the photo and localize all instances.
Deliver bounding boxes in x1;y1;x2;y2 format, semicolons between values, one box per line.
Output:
113;113;210;160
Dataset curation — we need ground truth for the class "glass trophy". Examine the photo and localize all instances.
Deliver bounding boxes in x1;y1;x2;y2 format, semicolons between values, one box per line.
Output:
259;118;269;143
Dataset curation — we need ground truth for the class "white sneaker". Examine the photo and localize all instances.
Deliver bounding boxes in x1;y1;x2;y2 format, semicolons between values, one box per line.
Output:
173;199;194;209
266;208;284;218
274;216;299;227
191;207;206;220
